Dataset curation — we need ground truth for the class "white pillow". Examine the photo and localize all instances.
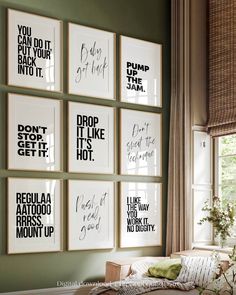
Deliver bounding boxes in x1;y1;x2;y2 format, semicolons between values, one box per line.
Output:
129;259;156;279
176;256;219;288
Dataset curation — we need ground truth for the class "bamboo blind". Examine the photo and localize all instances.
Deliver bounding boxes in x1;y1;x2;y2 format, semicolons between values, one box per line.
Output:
208;0;236;137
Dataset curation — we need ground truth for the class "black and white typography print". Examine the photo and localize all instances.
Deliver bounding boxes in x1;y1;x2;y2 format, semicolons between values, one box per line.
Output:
68;180;114;250
8;178;61;254
8;94;61;171
69;102;114;173
121;182;162;248
69;23;115;99
76;114;105;162
8;9;61;91
126;195;156;234
126;62;150;93
121;36;162;107
17;124;49;158
15;191;54;240
121;109;161;176
16;24;52;79
74;39;108;86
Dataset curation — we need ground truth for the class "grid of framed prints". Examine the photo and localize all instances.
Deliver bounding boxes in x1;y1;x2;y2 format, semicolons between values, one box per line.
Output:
120;182;162;248
68;23;116;100
120;36;162;107
68;180;114;250
8;178;62;254
8;9;62;92
6;8;163;253
120;109;162;176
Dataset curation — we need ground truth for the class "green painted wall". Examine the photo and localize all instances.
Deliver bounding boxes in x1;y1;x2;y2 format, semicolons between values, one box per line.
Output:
0;0;171;292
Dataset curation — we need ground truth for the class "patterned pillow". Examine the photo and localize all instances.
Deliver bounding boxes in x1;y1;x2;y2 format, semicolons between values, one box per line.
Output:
176;256;219;288
202;263;236;294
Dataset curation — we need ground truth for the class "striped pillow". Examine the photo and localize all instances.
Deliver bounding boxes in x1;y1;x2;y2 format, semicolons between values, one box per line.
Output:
130;259;156;278
176;256;219;288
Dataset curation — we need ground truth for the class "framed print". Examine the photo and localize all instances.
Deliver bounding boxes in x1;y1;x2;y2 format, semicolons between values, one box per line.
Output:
120;109;162;176
120;182;162;248
8;178;62;254
68;23;115;100
68;101;114;174
68;180;114;250
8;93;62;171
120;35;162;107
8;9;62;92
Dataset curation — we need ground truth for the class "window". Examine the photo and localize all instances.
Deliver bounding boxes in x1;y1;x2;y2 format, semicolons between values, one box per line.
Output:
215;134;236;244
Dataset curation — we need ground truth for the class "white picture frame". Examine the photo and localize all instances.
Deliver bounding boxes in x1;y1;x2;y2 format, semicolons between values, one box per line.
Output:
8;93;62;172
120;109;162;176
68;101;114;174
120;35;162;107
120;182;162;248
8;9;62;92
68;23;115;100
68;180;114;250
8;178;62;254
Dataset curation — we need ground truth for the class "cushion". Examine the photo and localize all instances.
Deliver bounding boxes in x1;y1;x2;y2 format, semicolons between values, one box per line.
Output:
202;263;236;294
176;256;219;288
129;259;157;279
105;257;167;282
148;259;182;280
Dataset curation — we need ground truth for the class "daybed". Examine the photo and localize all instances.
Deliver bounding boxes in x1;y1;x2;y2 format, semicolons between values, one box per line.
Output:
88;250;231;295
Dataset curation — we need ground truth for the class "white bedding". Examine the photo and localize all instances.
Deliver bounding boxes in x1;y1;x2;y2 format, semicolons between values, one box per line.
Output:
144;290;199;295
89;277;196;295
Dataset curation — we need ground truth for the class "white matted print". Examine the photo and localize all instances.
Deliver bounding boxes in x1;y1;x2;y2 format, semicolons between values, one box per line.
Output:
8;9;62;91
68;102;114;174
120;182;162;248
120;109;161;176
68;23;115;100
8;93;62;171
8;178;62;254
120;36;162;107
68;180;114;250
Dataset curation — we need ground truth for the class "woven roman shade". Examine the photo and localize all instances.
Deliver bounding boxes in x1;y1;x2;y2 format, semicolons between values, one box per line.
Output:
208;0;236;137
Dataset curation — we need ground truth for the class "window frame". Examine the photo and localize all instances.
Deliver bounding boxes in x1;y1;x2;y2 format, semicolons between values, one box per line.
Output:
214;136;236;247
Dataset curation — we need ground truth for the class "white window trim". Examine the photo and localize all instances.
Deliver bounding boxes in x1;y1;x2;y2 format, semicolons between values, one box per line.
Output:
214;137;236;247
214;137;219;195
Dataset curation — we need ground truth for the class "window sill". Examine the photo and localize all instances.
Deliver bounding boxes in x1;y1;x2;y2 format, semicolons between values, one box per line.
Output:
193;245;233;254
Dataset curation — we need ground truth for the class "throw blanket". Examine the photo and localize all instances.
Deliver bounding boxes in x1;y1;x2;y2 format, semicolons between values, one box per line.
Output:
89;277;195;295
